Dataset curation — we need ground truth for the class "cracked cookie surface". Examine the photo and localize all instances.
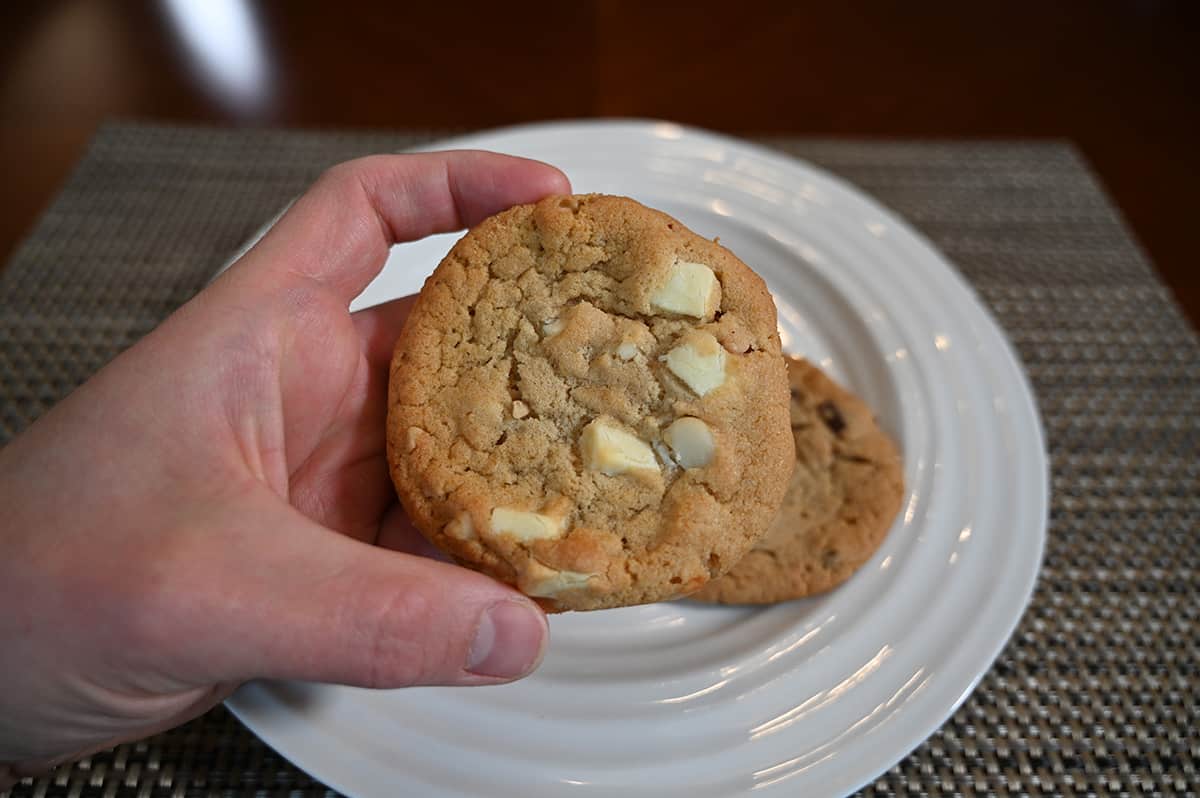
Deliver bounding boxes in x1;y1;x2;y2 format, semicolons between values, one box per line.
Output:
386;194;792;611
691;356;904;604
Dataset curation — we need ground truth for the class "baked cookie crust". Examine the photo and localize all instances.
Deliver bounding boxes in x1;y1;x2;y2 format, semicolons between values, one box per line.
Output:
387;195;792;611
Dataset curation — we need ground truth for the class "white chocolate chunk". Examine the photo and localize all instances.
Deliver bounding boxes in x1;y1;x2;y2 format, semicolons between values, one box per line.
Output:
541;318;564;337
512;400;530;419
663;331;727;396
521;566;596;598
664;417;715;468
579;419;660;477
651;260;721;318
445;512;476;541
490;507;566;542
616;341;639;361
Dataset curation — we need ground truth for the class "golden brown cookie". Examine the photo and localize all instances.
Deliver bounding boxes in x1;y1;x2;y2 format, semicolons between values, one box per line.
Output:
386;194;793;611
690;356;904;604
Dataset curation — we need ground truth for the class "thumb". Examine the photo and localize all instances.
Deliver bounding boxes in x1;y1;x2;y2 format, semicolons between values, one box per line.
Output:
183;502;549;688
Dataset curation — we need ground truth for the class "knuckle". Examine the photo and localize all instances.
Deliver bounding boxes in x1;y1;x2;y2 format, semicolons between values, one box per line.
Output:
319;156;384;196
358;583;445;689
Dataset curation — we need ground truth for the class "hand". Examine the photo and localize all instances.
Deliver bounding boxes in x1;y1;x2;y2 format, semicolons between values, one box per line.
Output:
0;151;570;784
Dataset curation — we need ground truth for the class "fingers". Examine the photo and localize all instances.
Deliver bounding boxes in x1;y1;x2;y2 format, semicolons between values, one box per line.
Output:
199;503;548;688
353;294;418;369
234;151;570;305
375;502;452;562
0;682;235;789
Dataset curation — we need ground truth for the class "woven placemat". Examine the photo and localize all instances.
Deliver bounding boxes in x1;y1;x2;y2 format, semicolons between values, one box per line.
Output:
1;123;1196;796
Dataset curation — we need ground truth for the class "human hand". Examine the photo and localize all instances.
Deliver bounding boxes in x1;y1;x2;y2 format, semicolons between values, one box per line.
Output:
0;151;570;784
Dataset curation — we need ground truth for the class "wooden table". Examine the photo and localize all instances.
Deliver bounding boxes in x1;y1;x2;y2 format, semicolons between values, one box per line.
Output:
3;0;1197;327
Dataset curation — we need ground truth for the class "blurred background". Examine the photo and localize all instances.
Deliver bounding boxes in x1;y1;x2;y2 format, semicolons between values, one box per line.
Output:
2;0;1197;326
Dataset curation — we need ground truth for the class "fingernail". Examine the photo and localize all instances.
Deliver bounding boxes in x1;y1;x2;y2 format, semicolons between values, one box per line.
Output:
466;599;547;678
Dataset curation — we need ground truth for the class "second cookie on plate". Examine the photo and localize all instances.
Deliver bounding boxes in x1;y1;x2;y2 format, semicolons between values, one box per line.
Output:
387;194;793;611
691;356;905;604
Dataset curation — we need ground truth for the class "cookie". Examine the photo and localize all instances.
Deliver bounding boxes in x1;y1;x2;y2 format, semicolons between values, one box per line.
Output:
690;356;904;604
387;194;793;611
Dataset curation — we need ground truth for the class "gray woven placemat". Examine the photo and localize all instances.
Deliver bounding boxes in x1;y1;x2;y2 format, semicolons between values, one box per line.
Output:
1;122;1196;796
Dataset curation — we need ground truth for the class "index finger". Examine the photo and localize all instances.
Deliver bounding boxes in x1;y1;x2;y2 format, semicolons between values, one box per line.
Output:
229;151;570;305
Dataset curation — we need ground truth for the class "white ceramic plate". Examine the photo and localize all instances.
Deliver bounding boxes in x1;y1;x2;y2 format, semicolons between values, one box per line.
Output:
225;121;1047;797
